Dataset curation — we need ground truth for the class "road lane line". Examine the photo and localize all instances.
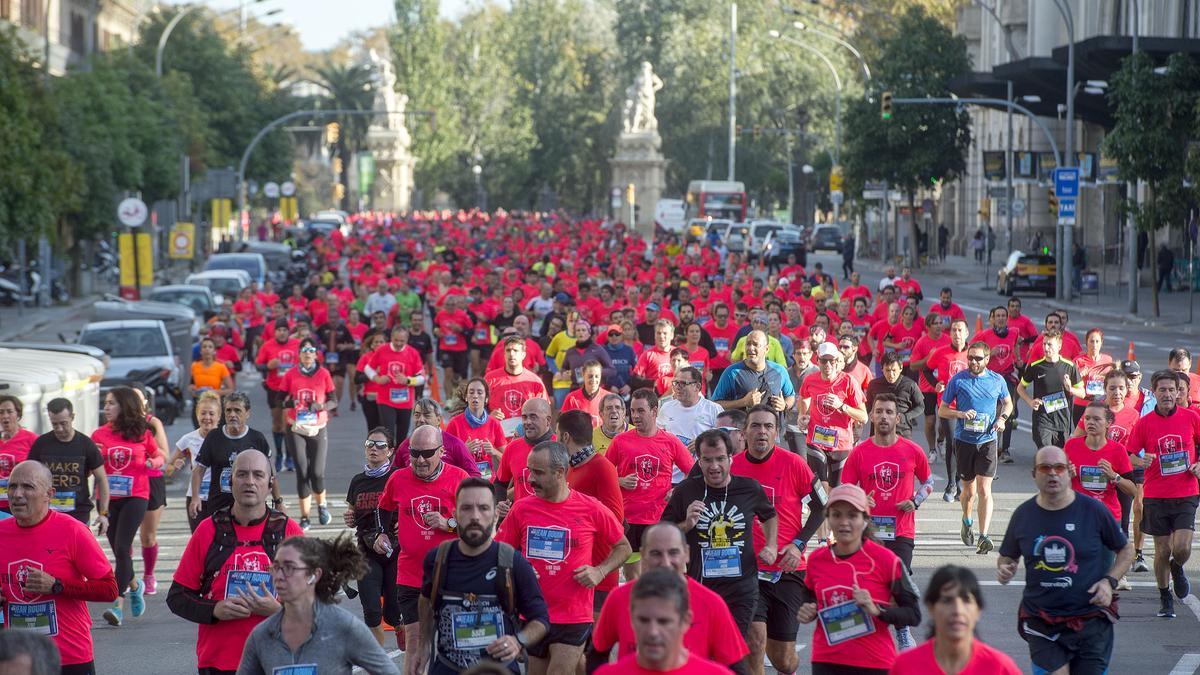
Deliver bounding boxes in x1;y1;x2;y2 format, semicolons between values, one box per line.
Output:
353;649;403;674
1183;594;1200;622
1169;654;1200;675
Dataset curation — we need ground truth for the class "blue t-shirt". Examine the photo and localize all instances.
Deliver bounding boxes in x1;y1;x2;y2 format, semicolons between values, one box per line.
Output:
941;369;1008;444
604;343;636;389
999;493;1127;617
711;360;795;402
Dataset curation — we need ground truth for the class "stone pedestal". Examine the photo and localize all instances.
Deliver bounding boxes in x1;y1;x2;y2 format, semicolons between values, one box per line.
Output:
367;125;416;214
610;131;667;242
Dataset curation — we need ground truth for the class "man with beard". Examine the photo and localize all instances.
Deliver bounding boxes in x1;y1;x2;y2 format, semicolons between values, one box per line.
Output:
975;306;1023;464
413;477;550;675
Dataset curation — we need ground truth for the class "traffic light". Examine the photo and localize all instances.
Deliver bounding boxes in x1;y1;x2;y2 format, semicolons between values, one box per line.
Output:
1047;188;1059;213
881;91;893;120
325;122;340;145
625;183;635;203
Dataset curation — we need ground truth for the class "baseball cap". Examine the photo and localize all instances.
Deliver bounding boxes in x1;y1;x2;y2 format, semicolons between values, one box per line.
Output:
817;342;840;360
827;483;870;513
1120;359;1141;376
554;292;573;305
645;302;661;312
607;324;623;335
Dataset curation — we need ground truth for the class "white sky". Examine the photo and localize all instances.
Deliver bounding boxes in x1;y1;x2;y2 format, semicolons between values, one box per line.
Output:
179;0;494;51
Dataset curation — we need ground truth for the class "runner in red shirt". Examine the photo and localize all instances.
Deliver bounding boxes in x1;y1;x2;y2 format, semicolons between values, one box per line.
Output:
496;440;631;675
892;266;922;302
434;294;473;397
256;319;301;463
1006;296;1039;362
632;320;675;390
924;319;970;500
495;398;555;507
1027;310;1082;362
373;425;468;655
883;305;924;370
909;315;949;456
280;338;337;529
1073;328;1114;423
364;325;426;443
706;302;740;380
867;302;900;369
1064;402;1134;525
0;461;118;672
485;336;550;434
974;307;1022;464
605;389;694;579
798;343;867;487
445;377;507;480
560;360;612;426
0;395;38;513
926;287;966;329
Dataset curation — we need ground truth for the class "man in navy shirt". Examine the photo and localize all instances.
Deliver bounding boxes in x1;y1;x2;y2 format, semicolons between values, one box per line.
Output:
938;340;1012;555
998;446;1132;675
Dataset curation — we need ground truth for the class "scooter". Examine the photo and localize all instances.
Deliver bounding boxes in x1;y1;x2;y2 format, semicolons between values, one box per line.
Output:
107;367;183;426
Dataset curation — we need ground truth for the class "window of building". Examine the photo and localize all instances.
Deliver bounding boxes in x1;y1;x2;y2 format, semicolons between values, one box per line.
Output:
19;0;42;30
1;0;11;21
69;11;84;54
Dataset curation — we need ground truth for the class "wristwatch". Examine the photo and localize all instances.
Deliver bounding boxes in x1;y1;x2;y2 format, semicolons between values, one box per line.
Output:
50;579;64;595
446;517;458;533
1104;575;1119;591
516;631;529;648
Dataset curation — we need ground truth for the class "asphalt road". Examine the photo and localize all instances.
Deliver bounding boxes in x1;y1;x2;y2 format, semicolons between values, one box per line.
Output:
17;250;1200;675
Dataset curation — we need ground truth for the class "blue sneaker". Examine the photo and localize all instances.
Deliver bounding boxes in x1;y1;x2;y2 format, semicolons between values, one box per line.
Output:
129;578;146;618
1172;562;1191;599
103;604;123;626
318;505;331;526
896;626;915;651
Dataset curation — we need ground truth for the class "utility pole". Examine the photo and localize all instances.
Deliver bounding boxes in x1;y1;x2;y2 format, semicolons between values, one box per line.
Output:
1128;0;1141;313
727;2;737;180
1006;80;1015;255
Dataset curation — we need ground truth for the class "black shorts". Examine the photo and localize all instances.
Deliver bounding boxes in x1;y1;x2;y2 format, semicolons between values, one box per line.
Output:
592;589;608;615
753;571;806;642
147;475;167;510
526;622;592;658
326;352;351;377
439;350;469;378
720;581;758;639
883;536;915;573
922;392;938;416
266;386;289;409
806;450;847;485
625;523;651;553
955;439;998;481
1020;614;1114;674
396;584;421;625
1141;496;1199;536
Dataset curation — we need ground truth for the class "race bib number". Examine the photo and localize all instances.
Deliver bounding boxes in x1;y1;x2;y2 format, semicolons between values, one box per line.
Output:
390;388;411;404
297;410;318;425
811;425;839;451
49;493;76;512
451;609;505;650
277;363;293;374
701;546;741;579
220;468;233;493
1079;465;1107;491
225;570;275;599
818;600;875;645
474;328;489;342
0;479;7;501
757;570;782;584
476;461;492;480
1042;391;1068;413
870;515;897;541
963;414;989;434
8;602;57;636
326;352;339;364
526;526;567;562
1085;378;1104;397
107;474;133;498
272;666;317;675
1159;450;1189;476
444;334;459;346
714;338;729;354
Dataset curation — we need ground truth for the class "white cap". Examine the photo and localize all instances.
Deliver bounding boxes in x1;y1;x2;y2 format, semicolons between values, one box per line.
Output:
817;342;840;360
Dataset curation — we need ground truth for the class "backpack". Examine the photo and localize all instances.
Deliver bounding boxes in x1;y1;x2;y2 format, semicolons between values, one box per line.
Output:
428;540;517;615
199;506;290;596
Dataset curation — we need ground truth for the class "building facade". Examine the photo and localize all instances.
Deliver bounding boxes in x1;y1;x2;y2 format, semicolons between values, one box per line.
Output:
2;0;154;75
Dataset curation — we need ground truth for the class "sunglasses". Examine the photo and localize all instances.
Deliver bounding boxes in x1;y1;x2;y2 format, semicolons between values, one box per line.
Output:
410;445;443;460
300;346;318;354
364;440;391;450
967;355;987;362
1035;463;1069;475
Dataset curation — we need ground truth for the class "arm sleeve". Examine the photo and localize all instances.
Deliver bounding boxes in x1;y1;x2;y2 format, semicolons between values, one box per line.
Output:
877;563;922;627
796;478;826;545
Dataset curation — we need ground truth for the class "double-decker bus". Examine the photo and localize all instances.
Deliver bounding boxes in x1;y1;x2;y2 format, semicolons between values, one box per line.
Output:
685;180;747;222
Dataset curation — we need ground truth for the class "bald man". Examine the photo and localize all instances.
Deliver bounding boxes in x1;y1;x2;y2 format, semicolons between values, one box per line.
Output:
0;461;118;674
495;397;556;515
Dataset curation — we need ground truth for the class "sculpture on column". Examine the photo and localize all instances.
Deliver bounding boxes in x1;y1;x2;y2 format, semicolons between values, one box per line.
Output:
622;61;664;135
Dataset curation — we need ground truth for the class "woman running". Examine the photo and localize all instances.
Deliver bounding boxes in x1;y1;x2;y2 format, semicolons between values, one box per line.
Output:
133;388;169;596
444;377;506;479
798;483;921;674
343;427;401;647
282;337;337;530
344;307;369;412
888;565;1020;674
190;337;234;426
356;330;386;431
236;534;400;674
1072;328;1113;425
167;391;221;532
93;386;163;626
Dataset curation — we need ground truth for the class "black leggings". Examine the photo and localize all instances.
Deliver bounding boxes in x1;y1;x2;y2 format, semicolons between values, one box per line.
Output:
1000;381;1018;451
61;662;97;675
288;427;328;499
107;497;148;593
942;419;957;487
360;397;380;433
358;548;401;627
1118;487;1134;536
378;405;413;445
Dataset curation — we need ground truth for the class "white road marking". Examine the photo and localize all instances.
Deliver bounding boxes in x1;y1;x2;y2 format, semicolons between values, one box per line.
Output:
1169;653;1200;675
353;649;403;674
1183;594;1200;623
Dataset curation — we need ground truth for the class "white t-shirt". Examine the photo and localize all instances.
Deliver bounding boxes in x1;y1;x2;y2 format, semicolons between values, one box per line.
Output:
657;397;723;484
175;429;210;500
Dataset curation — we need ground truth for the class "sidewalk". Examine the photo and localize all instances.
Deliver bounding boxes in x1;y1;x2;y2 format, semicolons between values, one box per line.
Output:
0;293;101;342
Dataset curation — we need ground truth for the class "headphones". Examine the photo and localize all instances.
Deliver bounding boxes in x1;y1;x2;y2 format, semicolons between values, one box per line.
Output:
307;574;316;585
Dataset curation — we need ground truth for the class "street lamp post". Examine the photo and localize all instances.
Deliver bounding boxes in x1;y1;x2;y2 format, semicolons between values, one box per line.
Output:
1051;0;1076;301
728;2;737;180
156;0;271;78
792;21;871;85
1127;0;1141;313
472;164;484;211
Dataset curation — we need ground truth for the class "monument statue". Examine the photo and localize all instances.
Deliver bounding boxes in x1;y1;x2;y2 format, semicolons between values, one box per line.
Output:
622;61;664;135
368;48;403;129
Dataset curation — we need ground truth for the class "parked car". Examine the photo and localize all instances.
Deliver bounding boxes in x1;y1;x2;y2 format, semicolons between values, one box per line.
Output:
723;223;751;254
997;250;1056;297
148;284;219;316
236;241;292;282
810;225;844;253
185;270;252;304
78;319;183;425
204;252;267;286
750;221;806;264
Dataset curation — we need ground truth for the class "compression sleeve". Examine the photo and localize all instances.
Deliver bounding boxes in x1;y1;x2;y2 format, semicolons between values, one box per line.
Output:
167;580;218;624
795;479;827;546
59;570;119;602
877;573;922;627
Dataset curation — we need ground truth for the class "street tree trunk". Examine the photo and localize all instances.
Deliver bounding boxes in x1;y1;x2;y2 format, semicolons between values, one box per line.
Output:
1149;226;1160;318
908;191;921;269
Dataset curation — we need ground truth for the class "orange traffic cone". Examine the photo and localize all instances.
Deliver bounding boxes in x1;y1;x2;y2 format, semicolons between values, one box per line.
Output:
1127;342;1136;361
974;315;983;335
429;367;443;403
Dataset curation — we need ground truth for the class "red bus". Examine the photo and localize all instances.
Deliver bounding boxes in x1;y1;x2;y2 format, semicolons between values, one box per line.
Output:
685;180;747;222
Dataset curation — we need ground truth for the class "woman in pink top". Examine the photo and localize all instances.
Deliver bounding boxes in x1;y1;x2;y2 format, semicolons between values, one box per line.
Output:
445;377;506;479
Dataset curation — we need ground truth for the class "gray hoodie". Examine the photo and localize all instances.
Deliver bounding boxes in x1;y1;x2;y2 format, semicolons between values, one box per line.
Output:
237;599;400;675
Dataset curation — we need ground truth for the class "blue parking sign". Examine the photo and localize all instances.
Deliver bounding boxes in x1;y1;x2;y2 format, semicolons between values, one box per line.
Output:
1054;167;1080;198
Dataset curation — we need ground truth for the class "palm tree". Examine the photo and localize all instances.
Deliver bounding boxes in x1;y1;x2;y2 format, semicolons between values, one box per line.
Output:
309;60;377;210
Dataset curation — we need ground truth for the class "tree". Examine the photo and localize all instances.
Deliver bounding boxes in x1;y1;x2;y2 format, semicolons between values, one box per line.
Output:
311;60;377;210
841;5;971;266
1103;51;1200;317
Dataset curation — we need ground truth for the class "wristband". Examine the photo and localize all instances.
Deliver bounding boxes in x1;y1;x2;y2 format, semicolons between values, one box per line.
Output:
790;538;806;552
1104;575;1119;591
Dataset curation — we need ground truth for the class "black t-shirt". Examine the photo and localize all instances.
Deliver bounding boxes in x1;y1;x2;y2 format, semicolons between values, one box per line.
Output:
1021;359;1080;429
316;322;355;358
345;468;396;549
661;475;776;592
408;331;434;363
195;426;272;509
999;493;1127;617
420;541;550;675
28;431;103;520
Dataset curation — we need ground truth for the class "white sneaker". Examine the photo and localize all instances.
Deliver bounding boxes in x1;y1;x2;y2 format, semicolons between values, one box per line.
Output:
896;626;915;651
1116;575;1131;591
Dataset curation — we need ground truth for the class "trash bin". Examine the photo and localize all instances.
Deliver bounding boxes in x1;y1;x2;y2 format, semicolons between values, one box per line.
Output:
0;344;106;435
0;362;67;435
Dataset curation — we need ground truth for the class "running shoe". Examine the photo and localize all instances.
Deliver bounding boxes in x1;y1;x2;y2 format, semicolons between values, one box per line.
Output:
1158;594;1176;618
318;505;331;526
1171;562;1191;599
143;574;157;596
104;604;123;626
976;535;994;555
896;626;915;651
300;516;311;531
1116;575;1131;591
954;487;962;501
942;487;954;502
1132;554;1149;573
960;519;975;547
999;450;1014;464
129;578;146;618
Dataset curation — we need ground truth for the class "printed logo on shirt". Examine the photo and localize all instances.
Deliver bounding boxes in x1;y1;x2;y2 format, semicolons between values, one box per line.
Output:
233;551;271;572
297;388;315;404
279;351;296;367
816;394;841;417
107;446;133;472
1108;425;1129;443
388;361;406;382
872;461;900;494
7;559;45;603
634;454;661;483
821;584;855;607
0;453;14;478
1032;535;1078;575
411;495;443;531
990;343;1012;363
503;390;523;414
698;502;748;549
1158;435;1183;455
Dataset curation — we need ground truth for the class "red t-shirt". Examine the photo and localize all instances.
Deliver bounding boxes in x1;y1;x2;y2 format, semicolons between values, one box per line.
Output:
435;308;473;352
1124;407;1200;499
910;334;949;393
232;298;264;327
1028;330;1083;362
485;338;547;372
868;319;895;360
842;437;931;540
172;513;304;670
280;366;334;427
800;373;864;454
888;638;1021;674
596;652;732;675
0;428;37;509
884;321;924;364
568;454;625;593
893;278;922;300
804;540;906;669
1072;353;1114;406
605;429;694;524
496;436;545;501
927;344;969;405
1075;402;1139;445
707;322;740;370
732;447;817;573
1063;436;1132;522
377;464;468;587
974;329;1020;380
1009;313;1040;360
632;346;674;381
593;576;748;666
561;387;612;427
444;414;507;479
485;368;550;422
256;338;300;391
366;343;424;410
91;424;161;501
495;489;625;624
0;512;114;665
926;302;965;328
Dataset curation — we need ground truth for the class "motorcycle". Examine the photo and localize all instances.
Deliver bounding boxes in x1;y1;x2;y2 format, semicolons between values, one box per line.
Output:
0;264;33;307
103;367;183;426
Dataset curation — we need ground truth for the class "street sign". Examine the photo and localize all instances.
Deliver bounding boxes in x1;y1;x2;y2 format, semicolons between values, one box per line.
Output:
263;182;280;199
830;165;844;192
169;223;195;259
610;187;622;210
862;189;886;200
830;190;844;205
1058;197;1077;224
1054;167;1080;198
888;190;903;203
988;186;1010;199
281;181;296;197
117;197;148;227
1012;198;1026;216
865;180;888;191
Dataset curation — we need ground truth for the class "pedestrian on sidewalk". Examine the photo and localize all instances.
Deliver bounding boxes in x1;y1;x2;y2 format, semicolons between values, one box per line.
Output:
1157;243;1175;292
937;223;949;262
971;230;985;264
842;233;856;280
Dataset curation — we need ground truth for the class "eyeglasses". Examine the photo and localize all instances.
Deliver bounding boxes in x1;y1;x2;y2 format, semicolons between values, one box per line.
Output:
838;344;854;350
300;346;318;354
364;440;391;450
269;562;310;576
410;445;443;460
1035;463;1069;475
672;380;697;388
966;355;987;362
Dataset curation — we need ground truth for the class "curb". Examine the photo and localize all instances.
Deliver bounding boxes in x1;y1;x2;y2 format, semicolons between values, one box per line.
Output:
0;295;101;342
1042;299;1200;335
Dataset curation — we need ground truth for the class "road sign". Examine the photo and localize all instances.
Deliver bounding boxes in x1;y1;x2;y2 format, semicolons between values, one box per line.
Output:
169;223;195;259
117;197;148;227
888;190;903;203
281;181;296;197
1011;198;1026;216
830;190;844;205
865;180;888;191
1054;167;1080;198
830;165;844;192
263;182;280;199
863;189;886;200
1058;197;1077;224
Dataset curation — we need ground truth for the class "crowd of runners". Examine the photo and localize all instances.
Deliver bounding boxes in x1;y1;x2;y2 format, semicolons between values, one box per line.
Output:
0;209;1199;675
